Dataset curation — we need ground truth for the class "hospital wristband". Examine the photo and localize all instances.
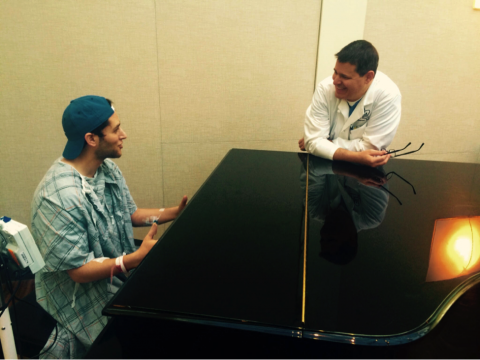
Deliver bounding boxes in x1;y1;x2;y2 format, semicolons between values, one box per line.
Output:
115;256;129;274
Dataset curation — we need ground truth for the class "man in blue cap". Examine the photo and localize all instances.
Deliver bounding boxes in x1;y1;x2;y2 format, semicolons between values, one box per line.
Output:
31;95;188;358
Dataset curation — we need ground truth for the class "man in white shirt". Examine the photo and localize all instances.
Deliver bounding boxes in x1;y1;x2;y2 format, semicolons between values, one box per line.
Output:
299;40;401;167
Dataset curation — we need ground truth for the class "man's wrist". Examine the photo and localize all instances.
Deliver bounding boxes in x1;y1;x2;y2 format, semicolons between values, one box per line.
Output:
333;148;361;165
333;147;347;162
124;251;143;270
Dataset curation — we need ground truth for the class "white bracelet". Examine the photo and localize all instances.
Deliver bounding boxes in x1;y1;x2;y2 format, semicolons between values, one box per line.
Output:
115;256;129;274
153;209;164;224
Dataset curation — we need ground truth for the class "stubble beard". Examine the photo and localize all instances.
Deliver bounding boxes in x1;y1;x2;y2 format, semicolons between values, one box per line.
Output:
95;143;121;161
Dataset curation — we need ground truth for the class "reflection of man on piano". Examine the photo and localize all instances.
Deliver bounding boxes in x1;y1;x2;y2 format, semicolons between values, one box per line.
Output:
301;156;390;264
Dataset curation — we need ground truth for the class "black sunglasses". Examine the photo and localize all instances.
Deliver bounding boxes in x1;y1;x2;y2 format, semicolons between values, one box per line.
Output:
378;171;416;205
384;142;424;158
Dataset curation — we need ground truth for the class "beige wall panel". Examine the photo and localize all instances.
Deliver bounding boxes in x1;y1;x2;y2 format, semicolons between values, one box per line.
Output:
162;141;300;209
0;1;162;227
316;0;368;82
364;0;480;162
156;0;320;145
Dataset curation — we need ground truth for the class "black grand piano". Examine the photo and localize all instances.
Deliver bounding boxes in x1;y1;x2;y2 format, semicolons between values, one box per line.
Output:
86;149;480;358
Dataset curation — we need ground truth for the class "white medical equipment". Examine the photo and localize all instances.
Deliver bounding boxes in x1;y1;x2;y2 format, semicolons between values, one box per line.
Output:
0;216;46;359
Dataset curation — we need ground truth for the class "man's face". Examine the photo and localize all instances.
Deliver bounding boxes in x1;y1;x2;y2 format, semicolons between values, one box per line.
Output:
95;113;127;160
332;60;374;102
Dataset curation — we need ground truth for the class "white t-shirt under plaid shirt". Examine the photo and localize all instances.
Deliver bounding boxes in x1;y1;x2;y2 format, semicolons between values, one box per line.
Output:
31;158;137;359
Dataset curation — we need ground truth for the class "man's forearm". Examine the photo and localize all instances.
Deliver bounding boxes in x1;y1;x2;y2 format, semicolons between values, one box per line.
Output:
131;207;179;227
68;223;159;283
131;196;188;227
332;147;358;163
332;137;365;153
333;147;390;167
67;251;142;283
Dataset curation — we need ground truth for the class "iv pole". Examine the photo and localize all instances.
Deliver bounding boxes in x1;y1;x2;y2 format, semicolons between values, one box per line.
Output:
0;216;47;359
0;269;18;359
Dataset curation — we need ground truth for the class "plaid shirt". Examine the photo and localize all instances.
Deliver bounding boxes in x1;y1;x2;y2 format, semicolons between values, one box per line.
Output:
31;158;137;358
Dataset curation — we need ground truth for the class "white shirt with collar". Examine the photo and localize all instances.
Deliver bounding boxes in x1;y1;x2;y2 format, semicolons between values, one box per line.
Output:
304;70;402;160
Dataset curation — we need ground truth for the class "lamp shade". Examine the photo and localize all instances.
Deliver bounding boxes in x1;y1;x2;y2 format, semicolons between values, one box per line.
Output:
426;216;480;282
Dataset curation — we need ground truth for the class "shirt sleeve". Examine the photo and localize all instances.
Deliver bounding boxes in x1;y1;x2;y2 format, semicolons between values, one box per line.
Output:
32;197;90;272
304;83;339;160
120;175;137;216
106;160;137;216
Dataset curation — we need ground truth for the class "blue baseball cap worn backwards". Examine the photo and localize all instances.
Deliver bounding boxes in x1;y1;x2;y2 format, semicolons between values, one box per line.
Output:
62;95;114;160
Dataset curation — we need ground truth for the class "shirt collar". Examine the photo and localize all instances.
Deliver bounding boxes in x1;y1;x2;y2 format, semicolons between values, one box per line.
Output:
100;162;118;185
363;71;381;106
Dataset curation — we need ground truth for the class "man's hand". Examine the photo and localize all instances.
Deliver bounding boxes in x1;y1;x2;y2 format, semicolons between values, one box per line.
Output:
354;150;391;167
177;195;188;215
67;222;159;283
298;137;305;151
333;148;391;167
131;195;188;227
350;169;387;187
136;222;158;260
357;174;387;187
126;222;160;269
332;161;387;187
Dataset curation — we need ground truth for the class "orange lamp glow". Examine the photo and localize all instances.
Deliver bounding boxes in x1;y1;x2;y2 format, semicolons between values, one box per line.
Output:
426;216;480;282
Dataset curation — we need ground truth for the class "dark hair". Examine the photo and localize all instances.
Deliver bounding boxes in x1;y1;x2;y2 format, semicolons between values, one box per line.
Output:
335;40;379;76
90;98;113;139
82;98;113;149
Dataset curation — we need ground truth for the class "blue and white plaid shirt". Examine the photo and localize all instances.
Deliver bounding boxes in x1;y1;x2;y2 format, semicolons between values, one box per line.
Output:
31;158;137;358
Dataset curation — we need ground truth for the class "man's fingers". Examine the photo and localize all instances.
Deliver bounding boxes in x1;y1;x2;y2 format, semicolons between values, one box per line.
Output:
179;195;188;210
298;138;305;151
370;150;387;156
367;176;387;186
375;154;390;166
147;222;158;239
365;152;390;167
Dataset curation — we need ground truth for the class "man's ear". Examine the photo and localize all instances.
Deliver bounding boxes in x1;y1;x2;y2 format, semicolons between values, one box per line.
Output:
365;70;375;85
84;133;99;147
